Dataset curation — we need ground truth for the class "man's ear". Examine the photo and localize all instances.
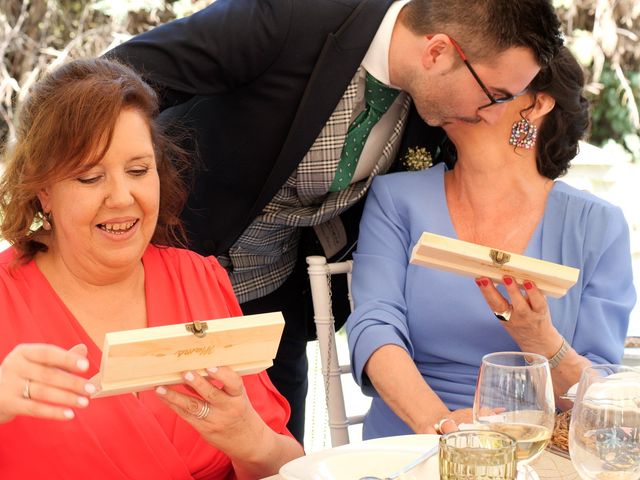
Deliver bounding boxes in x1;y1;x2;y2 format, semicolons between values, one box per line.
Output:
421;33;456;71
529;92;556;123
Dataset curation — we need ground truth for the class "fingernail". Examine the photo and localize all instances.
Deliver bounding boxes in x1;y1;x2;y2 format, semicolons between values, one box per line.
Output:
503;276;513;286
184;371;195;382
206;367;218;374
63;408;75;419
481;279;489;287
524;281;533;290
84;383;96;394
77;358;89;371
77;396;89;407
156;386;167;395
475;279;483;287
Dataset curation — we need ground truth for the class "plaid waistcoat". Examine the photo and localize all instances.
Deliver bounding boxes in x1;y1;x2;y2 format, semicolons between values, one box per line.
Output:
219;69;411;303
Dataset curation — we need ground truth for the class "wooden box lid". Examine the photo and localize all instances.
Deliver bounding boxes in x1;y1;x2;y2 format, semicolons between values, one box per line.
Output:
89;312;284;398
410;232;580;298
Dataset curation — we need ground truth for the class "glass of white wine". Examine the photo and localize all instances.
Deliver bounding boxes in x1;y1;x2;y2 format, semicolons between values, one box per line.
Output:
473;352;555;477
568;364;640;480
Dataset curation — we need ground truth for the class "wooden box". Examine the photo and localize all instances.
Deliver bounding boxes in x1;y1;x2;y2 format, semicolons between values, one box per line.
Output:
409;232;580;298
89;312;284;398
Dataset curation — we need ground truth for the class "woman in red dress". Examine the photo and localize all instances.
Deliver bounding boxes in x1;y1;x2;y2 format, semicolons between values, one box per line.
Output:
0;58;303;479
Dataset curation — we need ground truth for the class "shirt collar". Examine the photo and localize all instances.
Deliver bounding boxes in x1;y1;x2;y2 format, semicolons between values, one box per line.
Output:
362;0;411;88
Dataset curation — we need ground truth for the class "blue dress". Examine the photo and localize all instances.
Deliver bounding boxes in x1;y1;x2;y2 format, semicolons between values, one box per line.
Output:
347;163;636;439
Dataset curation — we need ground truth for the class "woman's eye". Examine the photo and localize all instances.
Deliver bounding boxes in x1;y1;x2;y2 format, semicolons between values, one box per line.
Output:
77;176;101;184
128;168;148;177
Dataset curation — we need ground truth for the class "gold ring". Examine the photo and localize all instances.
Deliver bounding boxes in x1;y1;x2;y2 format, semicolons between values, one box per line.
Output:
193;401;210;419
22;379;31;400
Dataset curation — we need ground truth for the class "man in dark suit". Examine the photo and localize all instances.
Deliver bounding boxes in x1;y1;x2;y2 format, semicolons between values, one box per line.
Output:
108;0;563;443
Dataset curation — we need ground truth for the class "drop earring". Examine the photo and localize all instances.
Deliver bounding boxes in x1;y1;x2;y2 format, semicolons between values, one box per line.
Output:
42;212;52;231
509;118;537;149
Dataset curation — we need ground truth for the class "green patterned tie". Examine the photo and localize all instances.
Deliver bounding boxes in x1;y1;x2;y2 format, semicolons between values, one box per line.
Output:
329;73;400;192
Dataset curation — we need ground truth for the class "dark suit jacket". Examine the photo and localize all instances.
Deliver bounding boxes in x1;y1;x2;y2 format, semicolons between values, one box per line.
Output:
109;0;445;257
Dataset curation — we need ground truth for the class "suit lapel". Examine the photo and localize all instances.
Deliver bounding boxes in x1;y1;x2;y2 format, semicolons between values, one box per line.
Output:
247;0;396;223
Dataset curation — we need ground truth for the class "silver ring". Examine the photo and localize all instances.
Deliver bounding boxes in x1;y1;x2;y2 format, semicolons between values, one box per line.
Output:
193;401;210;419
433;417;453;434
22;379;31;400
493;307;512;322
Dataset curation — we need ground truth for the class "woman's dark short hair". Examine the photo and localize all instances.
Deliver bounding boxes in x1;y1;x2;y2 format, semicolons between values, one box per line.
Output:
0;58;187;262
529;46;590;179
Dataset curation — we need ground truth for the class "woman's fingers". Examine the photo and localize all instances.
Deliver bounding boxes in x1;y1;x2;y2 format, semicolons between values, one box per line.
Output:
521;279;547;312
204;367;244;398
19;393;78;421
440;418;459;434
181;367;244;405
22;343;90;375
22;363;95;397
155;368;248;424
18;344;94;397
475;276;546;316
0;343;94;423
474;277;511;312
27;380;90;409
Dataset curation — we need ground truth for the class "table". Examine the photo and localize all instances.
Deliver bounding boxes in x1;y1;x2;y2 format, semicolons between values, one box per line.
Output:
262;448;578;479
529;450;578;479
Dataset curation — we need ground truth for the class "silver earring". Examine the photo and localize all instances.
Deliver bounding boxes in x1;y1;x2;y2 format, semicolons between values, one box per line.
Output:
509;118;537;149
42;212;52;231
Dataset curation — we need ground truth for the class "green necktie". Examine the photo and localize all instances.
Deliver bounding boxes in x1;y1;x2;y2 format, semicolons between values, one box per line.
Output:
329;73;400;192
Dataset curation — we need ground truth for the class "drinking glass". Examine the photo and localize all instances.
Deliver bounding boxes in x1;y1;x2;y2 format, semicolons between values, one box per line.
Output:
439;430;517;480
568;364;640;480
473;352;555;469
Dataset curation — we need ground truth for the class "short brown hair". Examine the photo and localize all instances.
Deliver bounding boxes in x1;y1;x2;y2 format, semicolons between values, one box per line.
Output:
0;58;187;262
402;0;563;66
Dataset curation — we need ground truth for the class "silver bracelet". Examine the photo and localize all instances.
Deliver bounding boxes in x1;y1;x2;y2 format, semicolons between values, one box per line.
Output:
548;337;569;369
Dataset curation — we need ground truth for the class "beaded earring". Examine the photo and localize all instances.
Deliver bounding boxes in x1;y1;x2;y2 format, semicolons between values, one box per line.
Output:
509;118;537;149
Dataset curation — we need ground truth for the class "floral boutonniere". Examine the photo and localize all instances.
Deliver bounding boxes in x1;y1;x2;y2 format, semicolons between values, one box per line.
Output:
402;147;433;171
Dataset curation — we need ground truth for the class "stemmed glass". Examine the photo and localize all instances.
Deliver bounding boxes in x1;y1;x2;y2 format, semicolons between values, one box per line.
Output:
568;364;640;480
473;352;556;477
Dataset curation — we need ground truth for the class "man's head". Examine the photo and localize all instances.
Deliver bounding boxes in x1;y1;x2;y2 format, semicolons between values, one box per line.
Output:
403;0;563;66
392;0;563;126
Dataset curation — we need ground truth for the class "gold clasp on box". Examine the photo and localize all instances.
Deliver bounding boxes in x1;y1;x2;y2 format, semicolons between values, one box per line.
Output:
489;249;511;267
186;320;208;338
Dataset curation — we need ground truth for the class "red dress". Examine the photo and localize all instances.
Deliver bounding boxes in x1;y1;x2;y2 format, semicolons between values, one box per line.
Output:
0;245;292;479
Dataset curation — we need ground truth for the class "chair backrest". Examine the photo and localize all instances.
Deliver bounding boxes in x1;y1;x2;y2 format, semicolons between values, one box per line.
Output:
307;255;365;447
623;336;640;367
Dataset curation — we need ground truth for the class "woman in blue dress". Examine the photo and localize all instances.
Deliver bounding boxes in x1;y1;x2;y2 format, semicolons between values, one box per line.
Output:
347;46;636;440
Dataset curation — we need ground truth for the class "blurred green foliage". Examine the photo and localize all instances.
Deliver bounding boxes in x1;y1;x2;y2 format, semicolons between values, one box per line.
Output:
555;0;640;163
589;66;640;161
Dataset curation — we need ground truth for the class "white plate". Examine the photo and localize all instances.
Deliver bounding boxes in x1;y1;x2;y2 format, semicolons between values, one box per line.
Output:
279;434;536;480
280;434;439;480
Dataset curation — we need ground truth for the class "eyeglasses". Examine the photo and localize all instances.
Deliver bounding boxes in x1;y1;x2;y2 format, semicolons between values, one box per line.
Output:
448;37;528;110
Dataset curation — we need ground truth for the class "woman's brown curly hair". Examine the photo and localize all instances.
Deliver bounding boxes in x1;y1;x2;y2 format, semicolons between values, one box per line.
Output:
0;58;188;263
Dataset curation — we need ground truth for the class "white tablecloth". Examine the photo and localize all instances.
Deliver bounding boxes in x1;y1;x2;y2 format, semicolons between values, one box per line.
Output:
262;448;577;480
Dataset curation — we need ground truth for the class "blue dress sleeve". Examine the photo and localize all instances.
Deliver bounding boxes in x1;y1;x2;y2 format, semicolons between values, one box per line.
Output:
569;204;636;364
347;176;414;396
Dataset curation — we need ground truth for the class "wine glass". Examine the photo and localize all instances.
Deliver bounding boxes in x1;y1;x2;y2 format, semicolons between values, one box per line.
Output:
473;352;556;476
568;364;640;480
